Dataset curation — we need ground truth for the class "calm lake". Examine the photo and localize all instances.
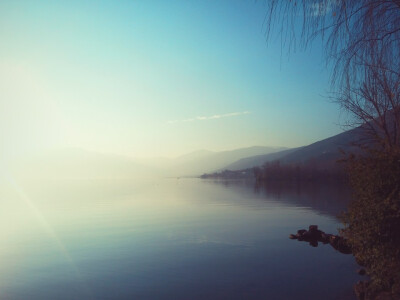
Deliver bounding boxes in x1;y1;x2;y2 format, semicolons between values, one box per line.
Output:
0;178;360;299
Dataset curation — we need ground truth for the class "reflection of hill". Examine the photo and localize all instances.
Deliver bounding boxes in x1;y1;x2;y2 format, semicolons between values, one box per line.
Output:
204;180;352;218
255;181;352;217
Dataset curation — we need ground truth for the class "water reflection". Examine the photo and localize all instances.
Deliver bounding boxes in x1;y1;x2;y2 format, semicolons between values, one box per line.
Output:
0;178;358;300
205;179;352;218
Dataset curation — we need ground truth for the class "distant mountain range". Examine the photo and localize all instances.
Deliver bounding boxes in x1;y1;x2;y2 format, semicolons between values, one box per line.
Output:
223;148;301;171
220;126;365;173
10;148;157;180
8;146;288;180
8;125;367;180
162;146;288;176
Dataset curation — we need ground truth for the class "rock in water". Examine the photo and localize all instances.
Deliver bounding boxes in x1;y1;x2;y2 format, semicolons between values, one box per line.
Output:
297;229;307;235
309;225;318;232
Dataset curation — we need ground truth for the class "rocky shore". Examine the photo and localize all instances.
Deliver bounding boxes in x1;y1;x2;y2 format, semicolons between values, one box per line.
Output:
289;225;400;300
289;225;352;254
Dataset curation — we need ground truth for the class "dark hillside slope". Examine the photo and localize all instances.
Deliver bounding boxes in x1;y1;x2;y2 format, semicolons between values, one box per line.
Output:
279;126;364;167
223;148;300;171
222;126;366;172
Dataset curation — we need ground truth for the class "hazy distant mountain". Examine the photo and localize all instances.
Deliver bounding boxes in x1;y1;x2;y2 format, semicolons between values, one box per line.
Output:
223;148;301;171
167;146;287;176
7;146;291;180
223;127;365;172
174;149;216;164
10;148;158;180
277;127;363;166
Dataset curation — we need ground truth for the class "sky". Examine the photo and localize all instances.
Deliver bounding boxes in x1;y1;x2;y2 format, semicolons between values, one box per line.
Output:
0;0;344;159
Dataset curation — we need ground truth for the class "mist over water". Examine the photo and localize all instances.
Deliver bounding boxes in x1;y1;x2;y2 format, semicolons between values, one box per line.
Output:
0;177;359;299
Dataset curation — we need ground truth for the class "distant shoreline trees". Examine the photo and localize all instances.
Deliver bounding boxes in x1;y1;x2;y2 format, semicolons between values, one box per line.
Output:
253;160;346;183
201;159;346;183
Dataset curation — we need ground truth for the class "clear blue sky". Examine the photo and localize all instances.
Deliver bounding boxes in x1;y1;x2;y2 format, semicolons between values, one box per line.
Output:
0;0;343;158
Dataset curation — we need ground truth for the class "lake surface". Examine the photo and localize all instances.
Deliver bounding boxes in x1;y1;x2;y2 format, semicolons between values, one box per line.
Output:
0;178;360;299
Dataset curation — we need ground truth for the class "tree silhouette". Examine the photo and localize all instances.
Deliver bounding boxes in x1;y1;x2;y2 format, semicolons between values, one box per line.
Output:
265;1;400;297
265;1;400;149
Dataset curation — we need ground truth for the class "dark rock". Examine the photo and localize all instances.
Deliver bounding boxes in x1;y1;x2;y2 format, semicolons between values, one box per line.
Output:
289;226;352;255
306;225;324;240
300;231;311;238
320;233;330;244
329;235;340;248
311;229;323;239
297;230;311;240
297;229;307;235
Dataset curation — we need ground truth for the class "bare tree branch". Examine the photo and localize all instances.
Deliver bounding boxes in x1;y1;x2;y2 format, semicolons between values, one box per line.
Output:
264;0;400;151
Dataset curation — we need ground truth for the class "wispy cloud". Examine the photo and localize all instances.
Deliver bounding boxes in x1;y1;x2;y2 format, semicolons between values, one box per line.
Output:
167;111;250;124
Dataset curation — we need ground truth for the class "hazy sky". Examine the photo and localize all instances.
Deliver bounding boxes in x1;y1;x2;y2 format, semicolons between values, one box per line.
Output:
0;0;343;159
